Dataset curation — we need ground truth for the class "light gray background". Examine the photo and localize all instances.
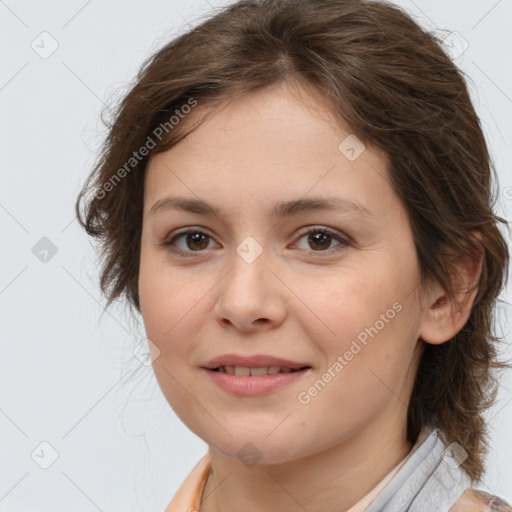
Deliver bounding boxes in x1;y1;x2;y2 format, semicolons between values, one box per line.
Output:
1;0;511;510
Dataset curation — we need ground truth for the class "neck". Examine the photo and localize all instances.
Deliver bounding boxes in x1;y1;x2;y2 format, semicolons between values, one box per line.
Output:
200;413;413;512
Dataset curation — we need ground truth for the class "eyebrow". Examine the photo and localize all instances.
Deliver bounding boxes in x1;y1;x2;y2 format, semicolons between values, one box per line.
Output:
148;195;375;219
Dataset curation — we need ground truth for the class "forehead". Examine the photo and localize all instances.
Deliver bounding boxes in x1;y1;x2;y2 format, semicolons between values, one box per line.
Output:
143;83;393;218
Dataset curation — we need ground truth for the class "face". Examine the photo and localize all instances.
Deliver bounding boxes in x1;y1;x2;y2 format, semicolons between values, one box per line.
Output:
139;82;427;465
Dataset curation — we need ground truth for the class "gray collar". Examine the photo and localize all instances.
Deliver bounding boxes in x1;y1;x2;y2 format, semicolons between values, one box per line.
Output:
365;427;472;512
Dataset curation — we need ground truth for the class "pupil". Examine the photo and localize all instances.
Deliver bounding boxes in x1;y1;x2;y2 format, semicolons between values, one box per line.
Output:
187;233;208;251
309;232;330;250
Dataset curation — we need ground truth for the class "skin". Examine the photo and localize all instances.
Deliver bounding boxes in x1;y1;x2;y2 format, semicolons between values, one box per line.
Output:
138;81;482;512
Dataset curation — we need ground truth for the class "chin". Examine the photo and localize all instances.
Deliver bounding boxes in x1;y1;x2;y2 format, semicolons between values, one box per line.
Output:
212;440;299;466
202;426;314;467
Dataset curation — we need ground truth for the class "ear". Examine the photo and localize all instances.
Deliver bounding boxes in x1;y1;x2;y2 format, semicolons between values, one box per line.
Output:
418;231;484;346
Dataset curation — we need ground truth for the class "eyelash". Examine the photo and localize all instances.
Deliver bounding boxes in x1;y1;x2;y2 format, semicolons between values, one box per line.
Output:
160;225;351;258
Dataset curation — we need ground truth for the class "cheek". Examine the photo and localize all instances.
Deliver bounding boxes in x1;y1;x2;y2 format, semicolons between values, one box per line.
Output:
297;302;417;439
139;250;199;339
302;260;417;380
139;258;206;421
302;267;393;343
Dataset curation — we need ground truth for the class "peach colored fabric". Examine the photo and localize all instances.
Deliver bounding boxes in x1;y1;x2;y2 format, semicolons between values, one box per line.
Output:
164;454;211;512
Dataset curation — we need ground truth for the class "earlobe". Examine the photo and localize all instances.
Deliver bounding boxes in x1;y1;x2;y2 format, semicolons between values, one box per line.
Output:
418;231;484;346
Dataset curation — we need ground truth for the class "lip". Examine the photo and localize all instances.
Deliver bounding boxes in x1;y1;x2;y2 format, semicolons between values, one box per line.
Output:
202;353;311;371
203;367;312;396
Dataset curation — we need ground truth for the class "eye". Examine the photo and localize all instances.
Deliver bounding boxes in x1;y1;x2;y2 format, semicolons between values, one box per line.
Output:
161;228;217;257
292;226;350;255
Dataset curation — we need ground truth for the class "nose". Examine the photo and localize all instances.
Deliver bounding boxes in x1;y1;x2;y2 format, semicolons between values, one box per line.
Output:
213;246;286;333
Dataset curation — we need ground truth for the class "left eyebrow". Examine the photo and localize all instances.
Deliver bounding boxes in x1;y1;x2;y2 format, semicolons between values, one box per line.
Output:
148;195;375;219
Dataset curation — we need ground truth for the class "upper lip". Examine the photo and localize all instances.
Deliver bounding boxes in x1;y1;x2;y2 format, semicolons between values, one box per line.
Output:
202;353;311;370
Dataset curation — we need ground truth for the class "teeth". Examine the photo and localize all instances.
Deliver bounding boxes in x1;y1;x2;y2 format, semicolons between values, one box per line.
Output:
249;367;269;376
218;365;296;375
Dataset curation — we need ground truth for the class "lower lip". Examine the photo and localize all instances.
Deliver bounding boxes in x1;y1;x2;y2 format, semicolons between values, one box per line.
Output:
203;368;311;396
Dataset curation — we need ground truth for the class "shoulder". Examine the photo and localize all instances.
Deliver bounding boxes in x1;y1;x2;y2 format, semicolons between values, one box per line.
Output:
449;489;512;512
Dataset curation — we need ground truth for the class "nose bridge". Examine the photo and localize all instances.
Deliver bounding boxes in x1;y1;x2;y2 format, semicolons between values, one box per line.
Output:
226;235;269;303
214;235;285;329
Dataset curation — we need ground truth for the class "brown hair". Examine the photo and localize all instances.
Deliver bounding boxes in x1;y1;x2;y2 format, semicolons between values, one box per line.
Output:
75;0;510;482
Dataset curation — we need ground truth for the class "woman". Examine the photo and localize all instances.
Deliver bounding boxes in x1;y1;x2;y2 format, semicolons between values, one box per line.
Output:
75;0;512;510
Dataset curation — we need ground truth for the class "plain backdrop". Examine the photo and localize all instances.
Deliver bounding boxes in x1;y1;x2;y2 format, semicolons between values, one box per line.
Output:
1;0;511;510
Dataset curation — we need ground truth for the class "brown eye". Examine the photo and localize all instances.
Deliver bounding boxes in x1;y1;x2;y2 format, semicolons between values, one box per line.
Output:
293;226;350;255
183;232;210;251
307;231;333;251
162;229;217;256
